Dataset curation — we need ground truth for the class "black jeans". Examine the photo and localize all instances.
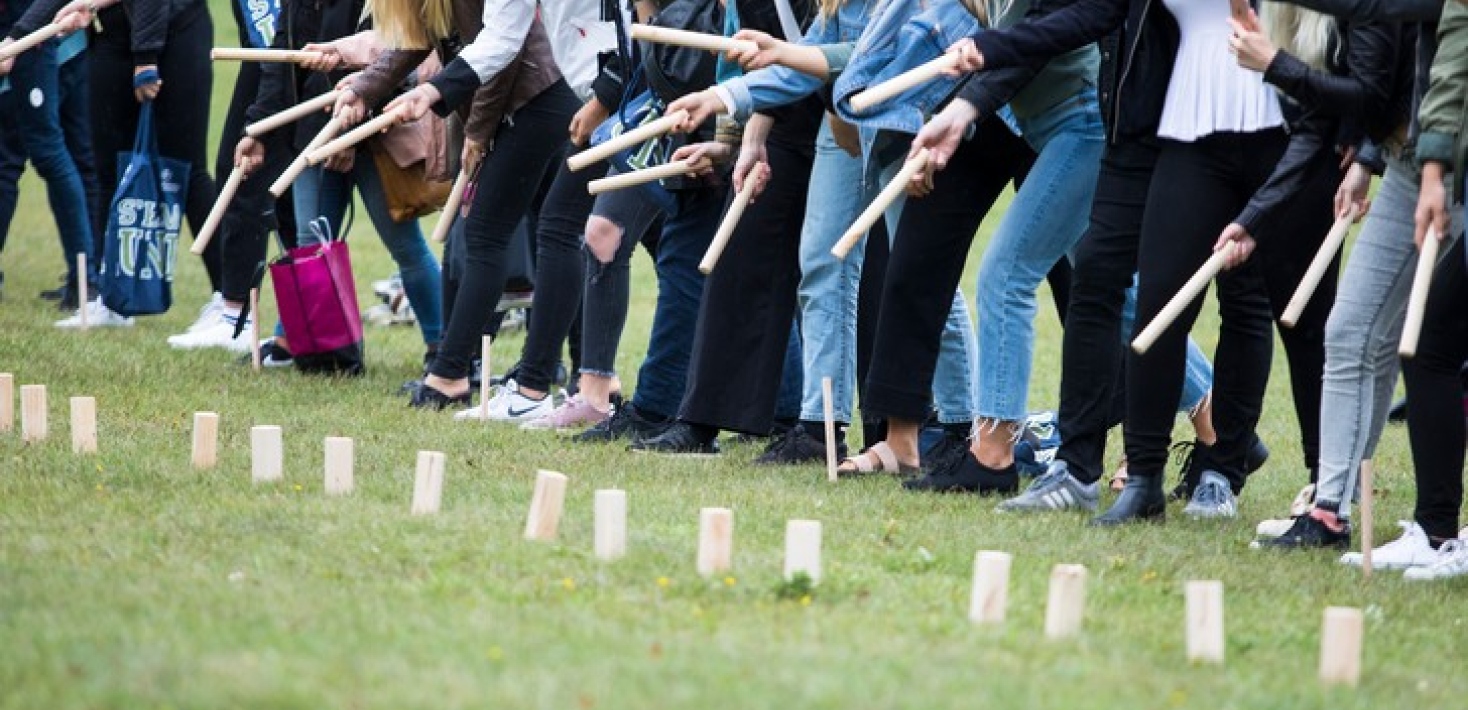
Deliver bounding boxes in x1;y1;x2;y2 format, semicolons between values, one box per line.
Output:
1402;237;1467;542
430;81;580;380
88;2;215;276
1126;132;1282;489
1256;150;1341;479
517;147;603;393
865;119;1034;421
216;59;298;303
679;131;814;435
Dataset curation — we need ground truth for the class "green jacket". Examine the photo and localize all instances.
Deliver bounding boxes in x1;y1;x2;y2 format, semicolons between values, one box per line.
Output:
1418;0;1468;197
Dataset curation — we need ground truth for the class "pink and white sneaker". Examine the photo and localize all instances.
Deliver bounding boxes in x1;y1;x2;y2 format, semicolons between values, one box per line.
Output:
520;395;610;431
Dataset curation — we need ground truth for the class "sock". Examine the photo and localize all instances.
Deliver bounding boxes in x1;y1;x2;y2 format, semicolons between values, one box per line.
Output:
942;421;971;439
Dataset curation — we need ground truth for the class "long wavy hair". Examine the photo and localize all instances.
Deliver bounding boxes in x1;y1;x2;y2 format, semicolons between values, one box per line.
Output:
958;0;1014;27
1261;1;1338;70
364;0;453;49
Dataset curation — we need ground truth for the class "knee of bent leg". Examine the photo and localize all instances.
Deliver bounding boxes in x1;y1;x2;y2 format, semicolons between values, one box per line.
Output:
585;216;623;263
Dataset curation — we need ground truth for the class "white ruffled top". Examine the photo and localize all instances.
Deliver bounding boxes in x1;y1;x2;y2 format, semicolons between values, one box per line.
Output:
1156;0;1285;142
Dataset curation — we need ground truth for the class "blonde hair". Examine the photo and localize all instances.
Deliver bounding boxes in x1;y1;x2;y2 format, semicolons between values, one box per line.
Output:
819;0;844;17
1261;1;1338;70
365;0;453;49
958;0;1014;27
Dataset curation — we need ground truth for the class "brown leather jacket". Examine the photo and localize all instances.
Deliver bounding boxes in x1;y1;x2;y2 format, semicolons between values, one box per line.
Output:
349;0;562;145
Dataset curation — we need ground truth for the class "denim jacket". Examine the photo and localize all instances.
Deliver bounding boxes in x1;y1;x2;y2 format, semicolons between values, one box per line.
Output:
831;0;1022;177
718;0;875;123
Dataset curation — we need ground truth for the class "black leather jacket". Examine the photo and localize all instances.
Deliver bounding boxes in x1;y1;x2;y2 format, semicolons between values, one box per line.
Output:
1233;20;1407;235
9;0;205;66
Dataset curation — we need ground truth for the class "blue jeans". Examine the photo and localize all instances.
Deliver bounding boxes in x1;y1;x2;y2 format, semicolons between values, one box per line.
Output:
1;39;94;285
775;321;803;421
1120;275;1213;412
293;158;443;344
974;91;1104;421
631;187;722;419
798;127;977;425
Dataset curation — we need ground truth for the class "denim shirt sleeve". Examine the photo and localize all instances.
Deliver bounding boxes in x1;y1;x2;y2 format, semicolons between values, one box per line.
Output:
720;19;844;123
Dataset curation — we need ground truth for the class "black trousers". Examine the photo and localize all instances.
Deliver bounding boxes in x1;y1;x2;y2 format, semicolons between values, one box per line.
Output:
517;147;603;393
1255;149;1342;479
429;82;579;380
679;131;814;435
215;59;298;303
88;3;215;278
864;119;1034;422
1126;132;1282;489
1403;237;1467;542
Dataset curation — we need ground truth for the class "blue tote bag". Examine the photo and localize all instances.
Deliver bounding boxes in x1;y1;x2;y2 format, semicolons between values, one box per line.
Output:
100;102;190;316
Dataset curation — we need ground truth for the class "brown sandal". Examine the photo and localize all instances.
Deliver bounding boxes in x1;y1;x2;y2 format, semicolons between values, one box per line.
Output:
836;441;921;478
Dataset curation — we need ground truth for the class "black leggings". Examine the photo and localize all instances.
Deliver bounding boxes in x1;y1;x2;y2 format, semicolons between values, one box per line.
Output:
88;2;215;276
864;119;1034;421
1402;237;1468;542
1125;132;1283;488
429;81;580;380
1255;150;1342;479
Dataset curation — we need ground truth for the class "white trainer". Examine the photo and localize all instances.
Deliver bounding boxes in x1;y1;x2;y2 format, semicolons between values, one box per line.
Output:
453;380;554;423
185;293;225;333
1341;521;1440;570
1404;539;1468;581
166;312;252;352
55;299;134;328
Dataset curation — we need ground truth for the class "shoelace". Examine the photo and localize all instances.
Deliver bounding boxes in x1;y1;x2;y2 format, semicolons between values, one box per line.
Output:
1431;539;1468;573
1170;441;1198;490
1192;479;1228;508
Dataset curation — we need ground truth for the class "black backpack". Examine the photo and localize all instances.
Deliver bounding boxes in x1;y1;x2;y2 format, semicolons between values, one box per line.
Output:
642;0;723;104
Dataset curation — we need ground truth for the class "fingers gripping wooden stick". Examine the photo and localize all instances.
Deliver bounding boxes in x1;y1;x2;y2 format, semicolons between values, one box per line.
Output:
271;117;342;197
849;55;961;113
587;159;710;195
1399;227;1441;358
0;24;63;61
190;166;246;255
1281;207;1358;327
568;110;689;172
307;108;405;165
1131;243;1237;354
431;169;473;244
629;25;758;55
211;48;324;63
832;149;929;259
699;164;762;274
245;91;340;137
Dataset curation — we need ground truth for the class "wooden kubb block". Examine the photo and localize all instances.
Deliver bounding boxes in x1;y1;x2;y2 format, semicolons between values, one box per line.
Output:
524;470;568;541
411;451;446;515
20;384;47;443
1319;606;1364;687
1185;581;1226;664
697;508;733;576
323;436;354;496
69;396;97;454
969;550;1011;624
594;489;627;561
251;425;283;483
1044;564;1087;639
784;520;822;584
0;373;13;433
191;412;220;470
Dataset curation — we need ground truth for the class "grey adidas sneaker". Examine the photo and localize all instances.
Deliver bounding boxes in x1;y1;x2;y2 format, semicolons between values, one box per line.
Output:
1183;470;1238;519
996;461;1099;513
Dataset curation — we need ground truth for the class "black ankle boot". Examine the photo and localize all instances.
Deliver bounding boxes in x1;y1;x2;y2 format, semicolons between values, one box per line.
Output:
1091;474;1166;526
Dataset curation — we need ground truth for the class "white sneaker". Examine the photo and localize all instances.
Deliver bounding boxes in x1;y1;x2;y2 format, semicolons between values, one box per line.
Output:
1255;484;1317;540
1341;521;1441;570
185;293;225;333
1404;539;1468;581
166;312;252;352
453;380;553;422
55;299;134;328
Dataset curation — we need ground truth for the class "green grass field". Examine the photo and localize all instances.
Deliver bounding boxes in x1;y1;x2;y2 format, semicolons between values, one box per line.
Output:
1;9;1463;708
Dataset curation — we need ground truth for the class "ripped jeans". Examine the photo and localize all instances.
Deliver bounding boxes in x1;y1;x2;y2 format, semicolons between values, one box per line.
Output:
578;176;664;385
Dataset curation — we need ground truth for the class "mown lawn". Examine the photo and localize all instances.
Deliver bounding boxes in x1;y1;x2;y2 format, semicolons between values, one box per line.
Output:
0;6;1463;708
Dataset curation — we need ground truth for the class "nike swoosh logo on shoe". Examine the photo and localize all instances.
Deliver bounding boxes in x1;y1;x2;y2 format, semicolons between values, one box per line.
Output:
507;405;542;418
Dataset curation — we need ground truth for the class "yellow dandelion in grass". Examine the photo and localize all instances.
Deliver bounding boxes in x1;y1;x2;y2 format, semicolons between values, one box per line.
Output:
94;483;104;492
562;577;576;591
1141;570;1158;583
656;576;671;589
692;606;704;618
799;595;812;607
486;646;503;661
722;576;736;587
293;484;303;492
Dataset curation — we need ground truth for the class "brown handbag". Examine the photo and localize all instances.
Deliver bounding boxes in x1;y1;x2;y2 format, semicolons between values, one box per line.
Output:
368;140;453;223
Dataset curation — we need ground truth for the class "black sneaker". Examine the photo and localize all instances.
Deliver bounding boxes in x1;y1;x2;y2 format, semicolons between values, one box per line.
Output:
903;452;1019;494
1258;514;1351;550
408;383;472;410
755;424;847;466
39;272;65;301
629;422;720;456
572;397;665;444
922;429;970;475
1170;434;1270;500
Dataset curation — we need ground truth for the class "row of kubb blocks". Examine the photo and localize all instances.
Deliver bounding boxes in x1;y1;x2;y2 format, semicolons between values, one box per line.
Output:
1;376;97;453
4;386;1364;688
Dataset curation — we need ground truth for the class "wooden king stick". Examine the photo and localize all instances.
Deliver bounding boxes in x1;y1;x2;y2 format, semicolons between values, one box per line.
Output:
211;48;324;63
1131;243;1237;354
587;158;710;195
568;110;689;172
1280;206;1358;327
629;25;758;55
245;91;340;137
848;55;961;113
832;149;929;259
